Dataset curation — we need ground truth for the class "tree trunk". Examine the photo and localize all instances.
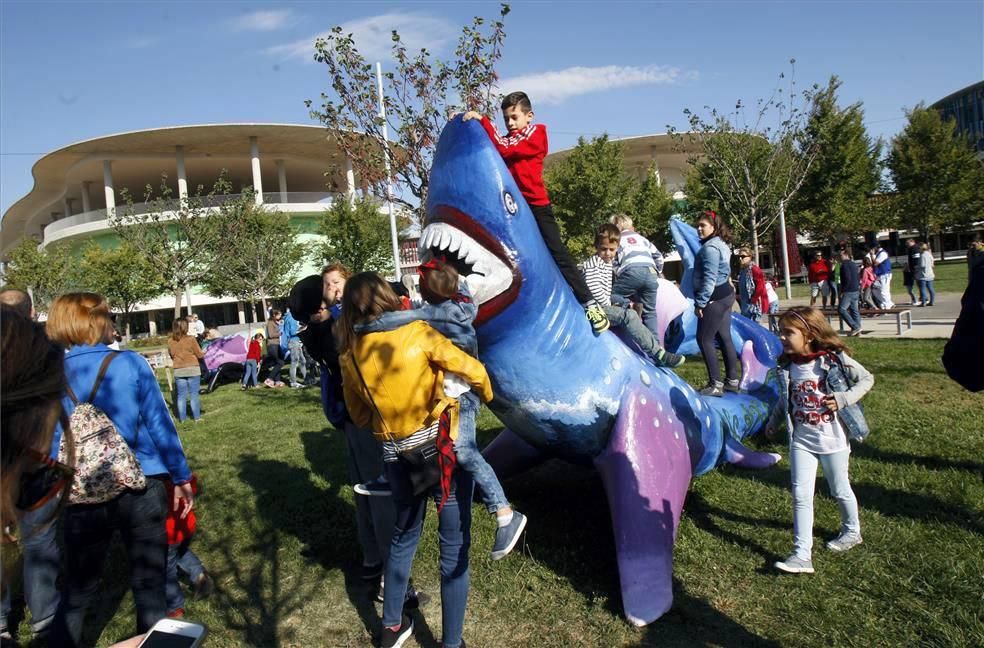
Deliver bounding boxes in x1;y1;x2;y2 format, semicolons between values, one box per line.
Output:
185;286;193;316
173;288;182;320
751;210;761;265
261;296;269;318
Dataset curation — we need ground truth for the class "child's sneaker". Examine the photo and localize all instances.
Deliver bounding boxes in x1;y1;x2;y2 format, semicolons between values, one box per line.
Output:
724;378;742;393
380;614;413;648
354;477;392;497
166;607;185;619
774;554;814;574
491;511;527;560
655;348;686;368
585;304;610;335
698;381;724;397
826;532;863;552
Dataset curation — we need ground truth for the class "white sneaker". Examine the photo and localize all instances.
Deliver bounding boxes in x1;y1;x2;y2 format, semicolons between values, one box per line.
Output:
774;554;814;573
826;532;863;552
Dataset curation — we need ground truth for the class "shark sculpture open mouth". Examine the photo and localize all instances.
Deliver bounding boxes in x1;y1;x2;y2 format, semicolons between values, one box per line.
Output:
420;204;522;326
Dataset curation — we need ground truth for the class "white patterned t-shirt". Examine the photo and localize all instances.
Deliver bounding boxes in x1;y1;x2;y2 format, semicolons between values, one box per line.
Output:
789;359;850;455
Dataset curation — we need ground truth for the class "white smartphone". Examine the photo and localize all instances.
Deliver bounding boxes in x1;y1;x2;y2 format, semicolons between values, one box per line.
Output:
137;618;207;648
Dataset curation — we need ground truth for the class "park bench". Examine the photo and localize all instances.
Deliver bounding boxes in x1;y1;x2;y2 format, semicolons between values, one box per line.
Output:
769;306;913;336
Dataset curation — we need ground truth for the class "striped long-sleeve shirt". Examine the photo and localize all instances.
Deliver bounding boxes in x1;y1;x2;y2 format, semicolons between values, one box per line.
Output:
615;230;664;276
580;255;614;306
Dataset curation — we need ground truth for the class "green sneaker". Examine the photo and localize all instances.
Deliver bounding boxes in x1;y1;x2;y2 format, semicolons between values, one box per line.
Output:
585;304;610;336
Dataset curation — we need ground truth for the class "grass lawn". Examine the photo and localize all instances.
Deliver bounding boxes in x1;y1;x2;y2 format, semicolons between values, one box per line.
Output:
780;259;968;301
16;340;982;647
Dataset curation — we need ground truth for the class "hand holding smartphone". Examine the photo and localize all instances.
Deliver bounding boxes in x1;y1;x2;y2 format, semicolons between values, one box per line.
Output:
137;619;207;648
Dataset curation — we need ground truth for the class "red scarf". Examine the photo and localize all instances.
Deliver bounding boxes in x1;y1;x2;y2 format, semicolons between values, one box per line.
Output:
435;405;457;512
786;350;829;365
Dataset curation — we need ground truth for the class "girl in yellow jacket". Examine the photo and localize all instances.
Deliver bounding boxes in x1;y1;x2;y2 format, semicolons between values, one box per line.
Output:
337;272;491;648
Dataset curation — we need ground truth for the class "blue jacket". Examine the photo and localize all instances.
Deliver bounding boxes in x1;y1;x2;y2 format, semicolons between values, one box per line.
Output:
281;311;301;352
355;287;479;356
53;344;192;485
767;351;874;443
693;236;732;307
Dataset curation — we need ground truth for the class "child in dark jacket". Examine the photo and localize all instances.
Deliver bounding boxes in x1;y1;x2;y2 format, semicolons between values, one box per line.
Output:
165;475;212;618
355;258;528;560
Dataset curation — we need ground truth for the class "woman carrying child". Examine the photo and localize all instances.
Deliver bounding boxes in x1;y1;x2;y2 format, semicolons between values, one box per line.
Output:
693;211;740;396
768;306;873;574
337;272;493;648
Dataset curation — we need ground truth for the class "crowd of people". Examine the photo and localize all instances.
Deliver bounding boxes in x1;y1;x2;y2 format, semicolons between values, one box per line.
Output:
1;87;978;648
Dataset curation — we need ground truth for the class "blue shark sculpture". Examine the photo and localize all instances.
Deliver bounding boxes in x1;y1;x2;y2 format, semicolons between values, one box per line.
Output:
421;116;782;626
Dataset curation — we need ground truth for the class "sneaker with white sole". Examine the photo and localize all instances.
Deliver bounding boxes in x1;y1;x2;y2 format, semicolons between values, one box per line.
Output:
826;532;863;552
380;614;413;648
655;349;686;368
491;511;527;560
584;304;610;336
774;554;814;574
354;477;392;497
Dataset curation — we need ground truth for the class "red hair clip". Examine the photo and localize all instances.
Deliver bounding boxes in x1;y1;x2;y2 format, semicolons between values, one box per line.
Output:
705;210;717;221
418;255;447;273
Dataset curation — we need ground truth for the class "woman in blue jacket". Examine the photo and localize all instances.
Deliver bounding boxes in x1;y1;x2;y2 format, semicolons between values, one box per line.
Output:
45;293;193;647
693;211;740;397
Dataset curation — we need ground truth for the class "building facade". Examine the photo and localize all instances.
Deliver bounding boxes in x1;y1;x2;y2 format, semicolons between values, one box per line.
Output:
931;80;984;158
0;123;383;334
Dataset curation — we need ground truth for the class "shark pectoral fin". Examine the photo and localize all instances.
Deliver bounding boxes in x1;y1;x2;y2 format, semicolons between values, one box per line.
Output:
593;389;692;626
481;427;547;481
723;435;781;469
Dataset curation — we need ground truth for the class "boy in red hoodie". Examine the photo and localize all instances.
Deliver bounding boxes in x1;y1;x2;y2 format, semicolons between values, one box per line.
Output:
463;92;610;336
165;475;212;618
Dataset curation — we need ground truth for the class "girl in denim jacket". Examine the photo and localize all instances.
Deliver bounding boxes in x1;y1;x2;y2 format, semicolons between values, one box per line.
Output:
767;306;873;574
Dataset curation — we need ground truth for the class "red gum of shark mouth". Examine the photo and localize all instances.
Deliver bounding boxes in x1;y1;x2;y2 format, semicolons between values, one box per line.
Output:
424;205;522;327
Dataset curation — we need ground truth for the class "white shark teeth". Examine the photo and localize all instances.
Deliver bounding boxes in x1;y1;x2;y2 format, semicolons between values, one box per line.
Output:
419;222;513;307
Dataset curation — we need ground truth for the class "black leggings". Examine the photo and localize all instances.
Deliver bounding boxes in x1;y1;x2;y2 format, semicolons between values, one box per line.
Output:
531;204;595;305
697;286;739;383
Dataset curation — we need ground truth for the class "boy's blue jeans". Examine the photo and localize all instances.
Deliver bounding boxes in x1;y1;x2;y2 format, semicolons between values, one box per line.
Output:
383;461;473;648
175;375;201;421
288;339;307;385
242;359;258;387
166;541;205;613
0;495;61;636
604;304;664;358
918;279;935;305
455;391;509;513
612;265;660;337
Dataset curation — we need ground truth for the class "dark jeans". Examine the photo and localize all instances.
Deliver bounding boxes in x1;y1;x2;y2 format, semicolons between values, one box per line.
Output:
697;287;739;383
263;343;285;382
49;479;168;647
382;462;474;648
530;203;595;305
166;541;205;613
0;495;62;635
839;291;862;332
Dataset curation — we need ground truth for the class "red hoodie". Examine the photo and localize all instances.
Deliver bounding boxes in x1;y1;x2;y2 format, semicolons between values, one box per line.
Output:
479;116;550;206
247;339;262;362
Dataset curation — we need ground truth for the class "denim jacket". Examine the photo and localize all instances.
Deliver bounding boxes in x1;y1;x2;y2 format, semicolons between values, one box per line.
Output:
767;351;874;442
694;236;732;307
354;285;478;356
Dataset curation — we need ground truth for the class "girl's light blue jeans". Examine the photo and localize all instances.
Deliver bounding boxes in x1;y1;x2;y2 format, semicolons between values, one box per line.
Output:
242;359;259;387
918;279;936;305
454;391;509;513
383;461;473;648
175;375;201;421
790;445;860;560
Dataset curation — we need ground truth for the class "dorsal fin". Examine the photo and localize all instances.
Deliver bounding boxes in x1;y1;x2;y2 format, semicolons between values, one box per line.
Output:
670;216;701;300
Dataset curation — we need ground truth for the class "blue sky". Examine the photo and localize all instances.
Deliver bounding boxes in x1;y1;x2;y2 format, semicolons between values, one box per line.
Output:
2;0;982;216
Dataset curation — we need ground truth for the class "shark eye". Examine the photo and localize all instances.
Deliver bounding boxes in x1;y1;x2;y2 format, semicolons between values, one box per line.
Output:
503;191;518;216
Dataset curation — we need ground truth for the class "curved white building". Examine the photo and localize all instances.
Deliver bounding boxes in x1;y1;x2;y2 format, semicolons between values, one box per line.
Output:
1;123;376;333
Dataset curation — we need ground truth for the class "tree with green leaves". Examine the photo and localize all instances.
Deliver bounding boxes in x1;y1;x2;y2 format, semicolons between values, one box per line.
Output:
887;104;984;243
112;175;227;319
546;135;639;258
632;163;678;252
672;62;826;266
201;194;305;322
792;76;883;243
79;242;164;338
314;197;397;274
2;237;78;313
306;4;510;219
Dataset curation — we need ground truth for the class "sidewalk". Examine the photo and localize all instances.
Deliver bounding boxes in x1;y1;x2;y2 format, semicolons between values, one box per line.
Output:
774;291;959;339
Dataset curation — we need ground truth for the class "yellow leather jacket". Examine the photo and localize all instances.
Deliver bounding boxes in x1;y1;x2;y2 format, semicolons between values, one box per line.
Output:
340;321;493;441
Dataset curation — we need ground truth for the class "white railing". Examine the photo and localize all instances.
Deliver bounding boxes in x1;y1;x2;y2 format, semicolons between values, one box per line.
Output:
42;192;344;239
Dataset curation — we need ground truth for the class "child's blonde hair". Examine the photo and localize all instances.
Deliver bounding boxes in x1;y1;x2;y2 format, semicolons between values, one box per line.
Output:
610;213;633;231
778;306;850;360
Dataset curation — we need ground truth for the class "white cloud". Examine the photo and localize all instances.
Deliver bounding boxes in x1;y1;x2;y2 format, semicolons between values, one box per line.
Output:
267;12;456;62
498;64;696;105
232;9;293;32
